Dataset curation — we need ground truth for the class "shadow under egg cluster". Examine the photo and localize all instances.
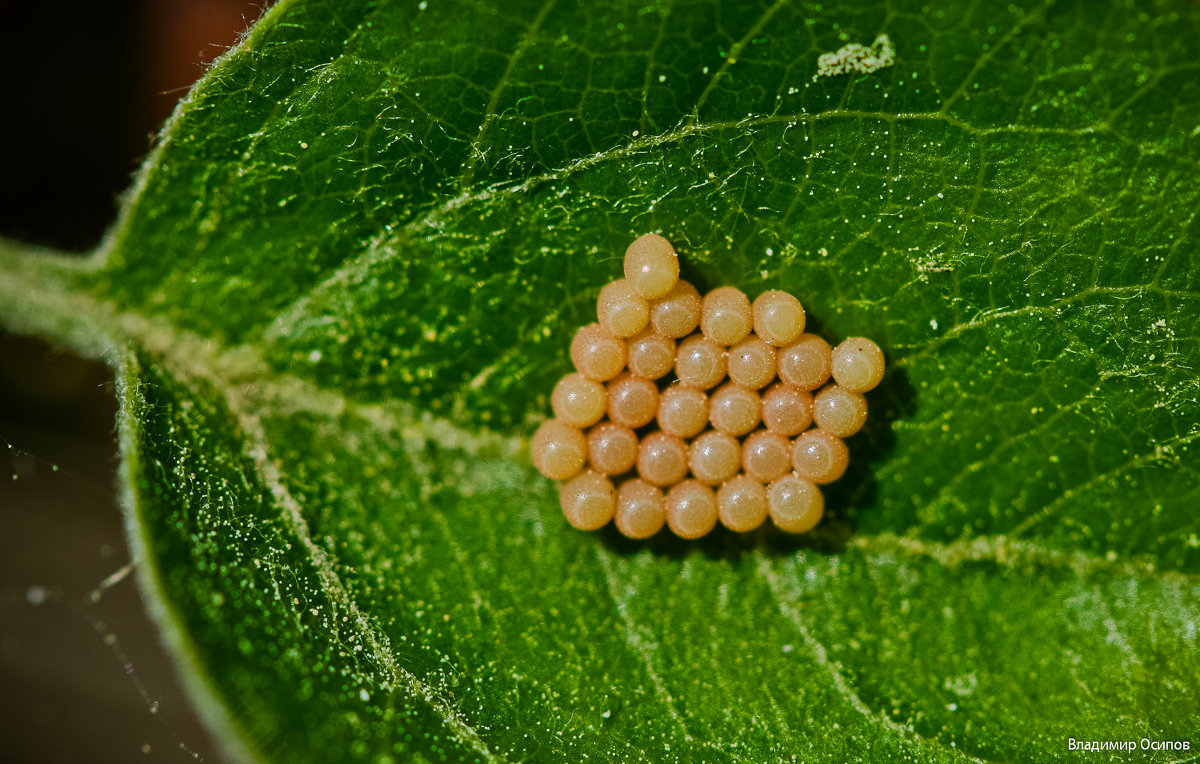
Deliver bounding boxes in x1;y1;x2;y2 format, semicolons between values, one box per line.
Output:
533;234;885;540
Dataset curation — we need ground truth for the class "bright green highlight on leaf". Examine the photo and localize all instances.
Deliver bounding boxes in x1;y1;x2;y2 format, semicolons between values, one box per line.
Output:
1;0;1198;760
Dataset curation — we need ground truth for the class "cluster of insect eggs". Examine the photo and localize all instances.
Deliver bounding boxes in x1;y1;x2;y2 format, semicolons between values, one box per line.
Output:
532;234;885;540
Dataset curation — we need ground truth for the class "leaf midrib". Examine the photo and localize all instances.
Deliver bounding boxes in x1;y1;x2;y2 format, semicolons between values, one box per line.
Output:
4;249;1195;741
0;246;506;762
2;234;1195;764
1;247;1193;587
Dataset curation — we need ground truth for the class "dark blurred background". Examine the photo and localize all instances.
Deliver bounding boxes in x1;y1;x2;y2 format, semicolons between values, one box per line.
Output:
1;2;265;761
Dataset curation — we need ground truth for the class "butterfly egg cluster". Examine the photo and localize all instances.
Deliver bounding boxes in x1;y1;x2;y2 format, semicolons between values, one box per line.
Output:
533;234;885;539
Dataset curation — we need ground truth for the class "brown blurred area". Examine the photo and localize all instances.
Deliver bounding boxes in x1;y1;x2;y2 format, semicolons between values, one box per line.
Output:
1;2;265;761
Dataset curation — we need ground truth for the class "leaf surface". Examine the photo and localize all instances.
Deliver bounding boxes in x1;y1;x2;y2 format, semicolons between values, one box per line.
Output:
2;0;1199;760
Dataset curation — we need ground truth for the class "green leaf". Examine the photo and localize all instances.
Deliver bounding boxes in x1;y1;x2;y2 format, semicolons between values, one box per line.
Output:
3;0;1199;760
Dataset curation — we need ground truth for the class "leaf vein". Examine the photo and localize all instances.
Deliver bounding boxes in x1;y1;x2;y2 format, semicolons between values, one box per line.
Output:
459;0;559;189
755;557;993;762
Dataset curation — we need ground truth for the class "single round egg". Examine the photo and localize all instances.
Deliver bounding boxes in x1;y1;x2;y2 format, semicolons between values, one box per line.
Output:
791;429;849;484
688;430;741;486
650;280;702;338
560;470;616;530
760;382;813;436
615;479;666;539
709;382;761;436
665;480;719;539
717;475;769;532
767;475;824;534
741;430;792;483
700;286;753;346
831;337;885;393
812;384;869;438
570;323;627;382
675;334;728;389
532;419;587;480
727;335;778;389
751;290;805;346
586;421;638;475
657;385;710;439
551;373;606;428
778;333;832;391
637;431;689;487
626;328;677;380
624;233;680;300
606;372;659;429
597;278;650;338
